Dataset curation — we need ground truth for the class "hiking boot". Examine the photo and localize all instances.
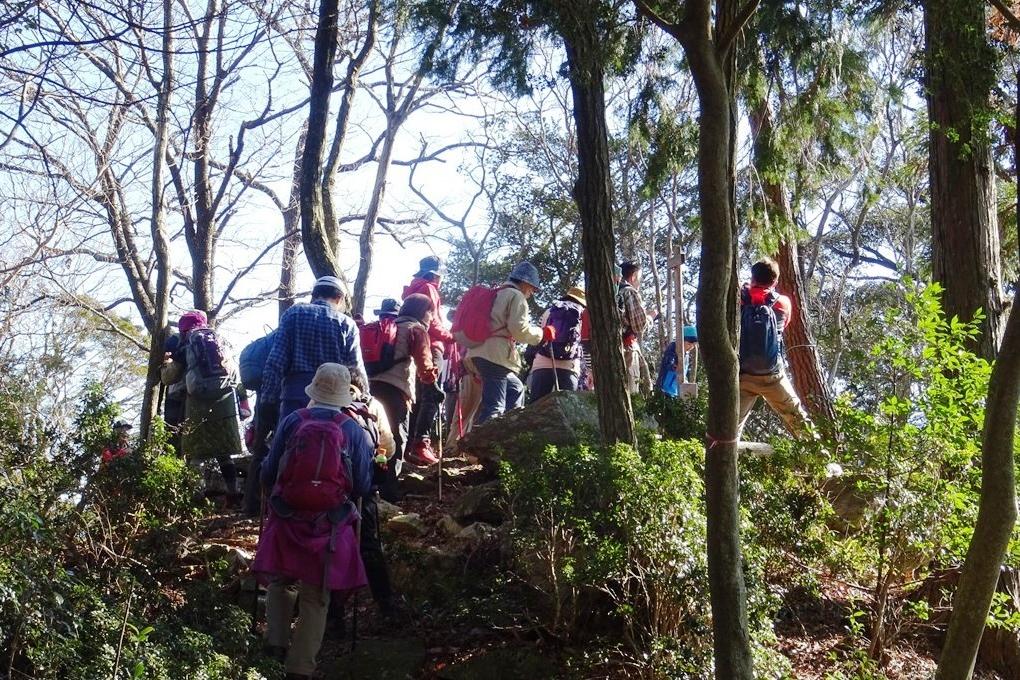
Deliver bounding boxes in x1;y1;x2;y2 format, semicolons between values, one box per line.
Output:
406;439;439;466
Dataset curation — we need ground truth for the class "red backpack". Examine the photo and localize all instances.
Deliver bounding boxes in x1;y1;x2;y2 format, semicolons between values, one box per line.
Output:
451;285;503;348
359;317;399;376
273;409;353;513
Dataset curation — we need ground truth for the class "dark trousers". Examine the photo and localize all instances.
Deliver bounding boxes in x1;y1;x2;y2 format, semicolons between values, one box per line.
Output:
527;368;579;404
244;398;276;516
369;381;410;502
359;493;391;605
407;379;444;447
473;357;525;425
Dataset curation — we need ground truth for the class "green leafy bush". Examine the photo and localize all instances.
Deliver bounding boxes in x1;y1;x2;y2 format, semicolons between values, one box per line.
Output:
502;438;787;677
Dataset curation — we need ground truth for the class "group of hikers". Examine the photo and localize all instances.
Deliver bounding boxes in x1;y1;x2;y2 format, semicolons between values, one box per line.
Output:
94;253;814;680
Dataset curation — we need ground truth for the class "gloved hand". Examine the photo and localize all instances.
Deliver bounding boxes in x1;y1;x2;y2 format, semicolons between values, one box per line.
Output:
421;367;440;384
542;325;556;343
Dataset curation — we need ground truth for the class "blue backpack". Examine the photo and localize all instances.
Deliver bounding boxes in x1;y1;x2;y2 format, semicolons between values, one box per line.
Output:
656;341;679;397
239;331;276;392
739;286;781;376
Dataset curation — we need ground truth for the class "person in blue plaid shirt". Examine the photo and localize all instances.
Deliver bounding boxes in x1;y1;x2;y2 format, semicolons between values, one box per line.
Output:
260;276;370;425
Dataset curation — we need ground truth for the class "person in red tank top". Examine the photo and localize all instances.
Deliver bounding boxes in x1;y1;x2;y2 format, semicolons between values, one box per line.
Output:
737;258;811;438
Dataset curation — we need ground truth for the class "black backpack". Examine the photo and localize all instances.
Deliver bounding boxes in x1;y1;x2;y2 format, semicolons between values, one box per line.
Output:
184;328;234;398
739;286;782;375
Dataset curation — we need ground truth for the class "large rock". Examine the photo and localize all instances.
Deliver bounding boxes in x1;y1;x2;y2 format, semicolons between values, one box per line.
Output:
386;512;427;537
455;522;498;548
456;390;602;467
451;481;503;525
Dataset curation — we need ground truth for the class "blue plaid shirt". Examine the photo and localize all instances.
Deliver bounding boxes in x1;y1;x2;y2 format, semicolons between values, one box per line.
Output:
261;300;369;402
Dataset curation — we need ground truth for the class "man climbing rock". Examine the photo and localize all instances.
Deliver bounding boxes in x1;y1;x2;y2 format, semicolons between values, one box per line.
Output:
466;261;547;424
527;286;587;403
254;363;373;680
402;255;454;465
737;258;813;437
260;276;369;426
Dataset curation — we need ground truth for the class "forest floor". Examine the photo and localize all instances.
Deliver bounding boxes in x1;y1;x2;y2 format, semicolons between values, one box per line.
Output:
200;456;1007;679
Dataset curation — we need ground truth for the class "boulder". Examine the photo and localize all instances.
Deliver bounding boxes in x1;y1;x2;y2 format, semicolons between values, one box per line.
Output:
386;512;427;537
376;498;402;522
438;514;463;538
456;390;601;468
455;522;498;547
451;481;503;525
821;474;878;532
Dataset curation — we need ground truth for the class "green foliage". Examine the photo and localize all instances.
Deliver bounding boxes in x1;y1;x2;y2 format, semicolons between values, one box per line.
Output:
502;438;785;677
0;377;264;679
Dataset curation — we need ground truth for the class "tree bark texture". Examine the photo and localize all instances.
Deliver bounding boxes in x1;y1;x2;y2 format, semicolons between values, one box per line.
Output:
140;0;174;442
640;0;758;672
935;291;1020;680
925;0;1005;360
280;126;307;319
561;6;636;447
301;0;346;286
352;126;397;317
747;102;836;429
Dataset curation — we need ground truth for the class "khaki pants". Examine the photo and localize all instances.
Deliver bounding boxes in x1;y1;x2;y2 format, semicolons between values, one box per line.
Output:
447;357;482;448
738;372;811;438
624;347;644;395
266;578;330;676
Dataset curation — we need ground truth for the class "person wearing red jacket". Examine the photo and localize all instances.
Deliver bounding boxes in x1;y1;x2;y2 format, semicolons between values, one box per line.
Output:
401;255;454;465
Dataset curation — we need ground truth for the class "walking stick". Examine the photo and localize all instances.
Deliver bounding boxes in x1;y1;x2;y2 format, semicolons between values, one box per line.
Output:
351;497;363;652
549;340;561;393
437;402;444;502
249;489;266;634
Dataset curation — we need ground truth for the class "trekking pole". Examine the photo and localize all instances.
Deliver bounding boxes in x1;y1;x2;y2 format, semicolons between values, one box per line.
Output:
437;408;444;502
549;341;560;392
250;489;266;634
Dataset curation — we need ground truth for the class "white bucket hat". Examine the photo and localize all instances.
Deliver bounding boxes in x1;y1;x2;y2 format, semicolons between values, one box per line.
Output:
304;363;353;409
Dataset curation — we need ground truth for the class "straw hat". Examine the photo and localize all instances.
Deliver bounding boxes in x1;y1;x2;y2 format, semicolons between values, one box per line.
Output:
304;363;354;409
564;287;587;307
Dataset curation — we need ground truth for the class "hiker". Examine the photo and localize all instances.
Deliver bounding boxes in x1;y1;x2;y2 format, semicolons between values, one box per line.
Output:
260;276;370;426
465;262;548;425
402;255;454;465
253;363;373;680
161;310;249;501
656;326;698;397
368;294;439;475
328;384;399;624
527;287;587;404
239;330;278;517
101;420;133;464
737;258;813;437
619;260;652;395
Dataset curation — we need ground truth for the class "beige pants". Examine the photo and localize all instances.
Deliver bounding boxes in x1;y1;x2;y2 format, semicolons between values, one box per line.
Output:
447;358;482;448
266;578;330;676
738;372;812;438
624;347;644;395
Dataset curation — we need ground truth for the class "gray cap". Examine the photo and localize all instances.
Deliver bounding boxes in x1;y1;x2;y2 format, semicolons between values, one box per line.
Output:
314;275;345;291
508;261;541;289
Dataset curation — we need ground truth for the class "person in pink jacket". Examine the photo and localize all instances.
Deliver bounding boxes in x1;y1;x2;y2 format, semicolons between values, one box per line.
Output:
401;255;454;465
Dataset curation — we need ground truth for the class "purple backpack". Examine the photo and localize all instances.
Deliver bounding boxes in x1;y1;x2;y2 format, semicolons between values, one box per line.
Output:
537;299;583;361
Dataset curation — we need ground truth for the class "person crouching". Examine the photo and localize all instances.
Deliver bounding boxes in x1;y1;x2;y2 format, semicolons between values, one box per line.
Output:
253;363;374;680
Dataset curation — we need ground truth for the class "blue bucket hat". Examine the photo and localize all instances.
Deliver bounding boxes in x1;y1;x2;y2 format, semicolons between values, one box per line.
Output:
415;255;444;278
508;261;541;289
682;325;698;343
374;298;400;317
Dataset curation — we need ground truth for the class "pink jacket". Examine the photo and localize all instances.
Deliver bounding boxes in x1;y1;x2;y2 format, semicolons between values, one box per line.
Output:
403;277;454;355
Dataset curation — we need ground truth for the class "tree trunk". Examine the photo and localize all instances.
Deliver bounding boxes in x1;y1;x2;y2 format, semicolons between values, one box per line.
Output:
925;0;1005;360
189;0;218;314
747;101;836;429
280;126;307;319
352;125;397;317
140;0;174;442
935;291;1020;679
301;0;345;284
561;5;635;447
688;43;753;677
